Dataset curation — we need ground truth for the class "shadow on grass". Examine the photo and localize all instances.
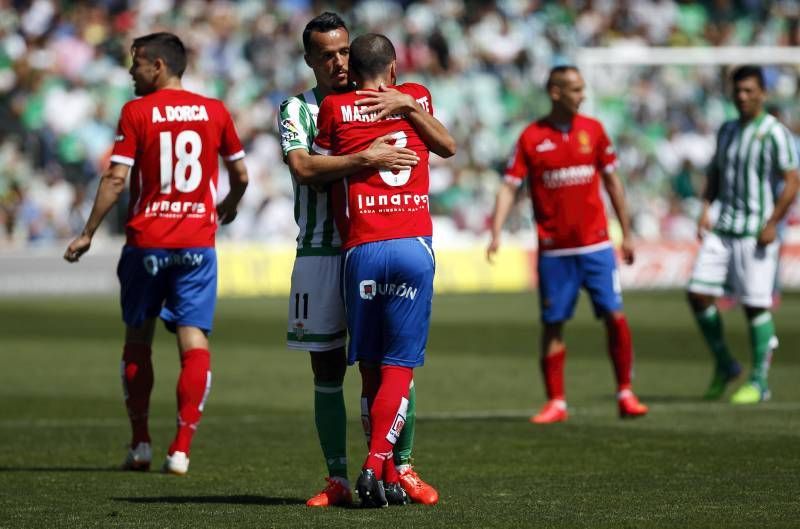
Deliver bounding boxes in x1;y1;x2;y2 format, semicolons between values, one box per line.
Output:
0;466;119;472
113;495;307;506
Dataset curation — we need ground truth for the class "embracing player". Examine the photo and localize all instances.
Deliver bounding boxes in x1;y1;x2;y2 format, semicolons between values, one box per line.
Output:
277;13;438;506
64;32;248;474
313;33;456;507
487;65;647;423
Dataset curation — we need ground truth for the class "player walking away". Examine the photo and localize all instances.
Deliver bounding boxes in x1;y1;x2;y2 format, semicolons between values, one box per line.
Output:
277;13;437;507
487;65;648;424
64;33;248;475
313;33;455;508
687;65;799;404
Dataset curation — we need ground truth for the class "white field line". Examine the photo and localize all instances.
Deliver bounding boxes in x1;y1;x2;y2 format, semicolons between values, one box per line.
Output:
2;401;800;429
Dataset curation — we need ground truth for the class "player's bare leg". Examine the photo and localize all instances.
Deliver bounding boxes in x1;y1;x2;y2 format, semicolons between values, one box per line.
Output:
688;292;741;400
306;348;351;507
730;305;776;404
604;311;647;418
531;323;568;424
120;319;156;470
162;326;211;475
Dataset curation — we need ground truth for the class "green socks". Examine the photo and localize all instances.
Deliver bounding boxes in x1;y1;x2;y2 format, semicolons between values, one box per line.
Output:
394;380;416;466
693;305;734;370
314;380;348;480
748;312;776;389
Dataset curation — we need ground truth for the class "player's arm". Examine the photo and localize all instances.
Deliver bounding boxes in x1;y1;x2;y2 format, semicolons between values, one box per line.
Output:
486;180;518;263
354;85;456;158
601;170;634;265
216;158;249;225
287;136;419;186
64;163;129;262
759;168;800;245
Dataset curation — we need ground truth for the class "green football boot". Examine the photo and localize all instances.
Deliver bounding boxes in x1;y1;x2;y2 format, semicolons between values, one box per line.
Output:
703;361;742;400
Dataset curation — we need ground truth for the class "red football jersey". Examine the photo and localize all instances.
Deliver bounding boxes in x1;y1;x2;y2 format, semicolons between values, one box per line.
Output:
313;83;433;249
505;114;618;254
110;89;244;248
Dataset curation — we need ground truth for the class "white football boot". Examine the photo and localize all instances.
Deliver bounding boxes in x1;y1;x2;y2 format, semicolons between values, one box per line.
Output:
122;442;152;471
162;451;190;476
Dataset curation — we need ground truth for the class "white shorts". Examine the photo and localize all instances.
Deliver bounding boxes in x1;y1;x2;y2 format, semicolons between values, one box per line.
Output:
287;254;347;352
687;232;779;308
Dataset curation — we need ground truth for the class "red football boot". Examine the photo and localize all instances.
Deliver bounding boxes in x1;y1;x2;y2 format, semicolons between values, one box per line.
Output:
618;389;648;419
398;466;439;505
306;477;352;507
530;399;568;424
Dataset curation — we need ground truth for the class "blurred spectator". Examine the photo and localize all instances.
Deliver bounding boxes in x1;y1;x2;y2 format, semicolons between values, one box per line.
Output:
0;0;799;246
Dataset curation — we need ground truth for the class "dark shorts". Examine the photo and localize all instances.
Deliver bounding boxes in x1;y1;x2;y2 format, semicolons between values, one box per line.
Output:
537;246;622;323
343;237;435;367
117;246;217;333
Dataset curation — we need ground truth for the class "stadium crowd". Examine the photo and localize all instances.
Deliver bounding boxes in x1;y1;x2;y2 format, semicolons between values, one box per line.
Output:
1;0;799;247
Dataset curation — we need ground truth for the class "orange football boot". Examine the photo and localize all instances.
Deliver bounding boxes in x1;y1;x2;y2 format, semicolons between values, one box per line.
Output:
306;477;352;507
399;466;439;505
618;389;648;419
530;399;568;424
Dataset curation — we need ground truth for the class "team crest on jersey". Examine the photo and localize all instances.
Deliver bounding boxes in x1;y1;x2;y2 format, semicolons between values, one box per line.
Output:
293;321;305;340
536;138;557;152
578;130;592;153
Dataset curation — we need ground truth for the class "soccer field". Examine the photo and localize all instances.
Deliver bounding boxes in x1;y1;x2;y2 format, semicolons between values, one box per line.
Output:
1;291;798;528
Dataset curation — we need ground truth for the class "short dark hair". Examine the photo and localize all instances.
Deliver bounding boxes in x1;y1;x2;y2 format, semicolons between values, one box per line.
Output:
546;65;580;90
349;33;396;79
732;65;765;89
132;32;187;77
303;12;348;53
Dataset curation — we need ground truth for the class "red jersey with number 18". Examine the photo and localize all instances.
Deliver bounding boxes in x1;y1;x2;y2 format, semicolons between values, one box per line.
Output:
312;83;433;250
504;114;618;254
110;88;245;248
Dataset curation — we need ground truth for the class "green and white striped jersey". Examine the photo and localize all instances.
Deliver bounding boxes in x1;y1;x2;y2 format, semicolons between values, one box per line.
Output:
709;112;799;237
278;87;341;255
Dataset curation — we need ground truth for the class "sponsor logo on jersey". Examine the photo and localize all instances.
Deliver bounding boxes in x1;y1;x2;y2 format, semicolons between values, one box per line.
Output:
151;105;210;123
542;164;595;188
359;280;418;301
536;138;557;152
145;200;207;217
115;134;125;142
356;193;429;214
143;252;204;276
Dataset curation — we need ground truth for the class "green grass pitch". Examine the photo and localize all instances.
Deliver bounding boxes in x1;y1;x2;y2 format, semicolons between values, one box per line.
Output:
1;291;799;528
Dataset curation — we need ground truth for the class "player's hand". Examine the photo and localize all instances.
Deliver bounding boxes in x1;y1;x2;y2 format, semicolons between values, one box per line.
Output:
486;236;500;264
621;235;635;265
64;234;92;263
355;84;416;121
757;221;778;246
216;202;238;225
696;212;711;241
364;134;419;170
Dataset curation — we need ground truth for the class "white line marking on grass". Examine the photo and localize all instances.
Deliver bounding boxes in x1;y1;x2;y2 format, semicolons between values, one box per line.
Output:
2;402;799;428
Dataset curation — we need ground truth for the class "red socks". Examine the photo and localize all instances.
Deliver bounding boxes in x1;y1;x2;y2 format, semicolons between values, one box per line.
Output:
541;348;566;400
122;344;154;446
607;315;633;391
168;348;211;456
362;365;413;481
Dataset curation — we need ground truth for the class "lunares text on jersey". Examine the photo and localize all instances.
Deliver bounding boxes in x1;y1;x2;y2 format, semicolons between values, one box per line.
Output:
339;95;431;123
152;105;210;123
